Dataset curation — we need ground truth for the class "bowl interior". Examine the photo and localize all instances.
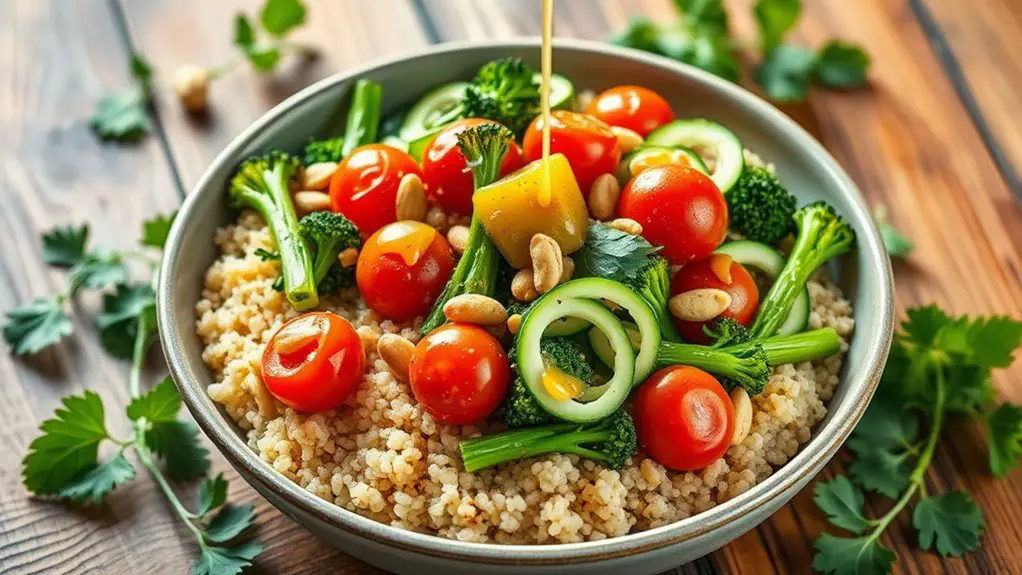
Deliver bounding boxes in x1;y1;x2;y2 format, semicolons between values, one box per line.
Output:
159;39;893;564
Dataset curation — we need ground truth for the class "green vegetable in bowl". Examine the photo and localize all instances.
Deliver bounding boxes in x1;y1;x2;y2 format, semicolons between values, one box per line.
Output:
299;211;360;292
302;79;383;164
622;256;681;342
726;166;797;245
421;58;542;136
505;337;593;429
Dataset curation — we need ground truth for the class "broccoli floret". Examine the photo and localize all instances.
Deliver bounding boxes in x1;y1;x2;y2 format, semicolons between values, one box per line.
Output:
316;262;355;293
702;317;752;347
421;124;513;334
726;167;798;245
303;136;345;165
459;410;637;472
624;257;681;342
229;151;318;310
506;337;593;428
750;202;855;338
462;58;541;136
505;377;553;428
298;211;361;292
300;79;382;164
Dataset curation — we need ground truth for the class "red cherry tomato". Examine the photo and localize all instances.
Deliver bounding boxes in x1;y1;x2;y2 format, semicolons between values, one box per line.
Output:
261;312;366;413
422;118;524;215
408;323;511;425
618;164;728;265
585;85;675;137
330;144;421;237
356;221;455;322
523;110;621;194
634;366;734;471
671;256;760;343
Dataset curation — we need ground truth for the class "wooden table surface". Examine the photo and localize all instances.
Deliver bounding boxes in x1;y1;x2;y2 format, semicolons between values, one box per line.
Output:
2;1;1020;573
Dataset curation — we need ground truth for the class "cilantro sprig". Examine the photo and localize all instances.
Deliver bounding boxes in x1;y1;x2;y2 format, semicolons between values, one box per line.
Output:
812;305;1022;574
12;213;263;574
610;0;870;103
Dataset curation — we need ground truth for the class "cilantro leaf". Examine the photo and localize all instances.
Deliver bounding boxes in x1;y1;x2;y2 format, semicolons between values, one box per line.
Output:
204;504;256;543
608;17;664;54
234;14;281;71
755;44;816;102
130;53;154;91
848;396;919;454
198;473;229;517
901;304;949;348
127;377;182;423
575;222;662;282
192;541;264;575
42;225;89;267
22;391;110;495
814;41;870;89
260;0;306;37
813;534;895;575
146;420;211;481
873;204;913;258
90;90;149;141
958;315;1022;369
986;403;1022;477
58;453;136;504
3;296;72;355
142;212;177;249
753;0;801;53
849;448;912;498
97;283;156;360
674;0;729;35
68;248;127;294
942;363;994;415
813;477;871;534
913;492;984;556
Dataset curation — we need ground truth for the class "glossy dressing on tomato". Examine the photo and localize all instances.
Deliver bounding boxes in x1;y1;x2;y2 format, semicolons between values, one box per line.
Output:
374;221;438;266
537;0;554;207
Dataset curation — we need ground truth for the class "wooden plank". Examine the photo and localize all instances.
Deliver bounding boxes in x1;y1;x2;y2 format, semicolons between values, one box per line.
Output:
117;0;432;190
416;1;1022;574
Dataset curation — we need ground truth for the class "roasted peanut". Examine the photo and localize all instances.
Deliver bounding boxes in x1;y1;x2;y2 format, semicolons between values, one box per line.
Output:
669;288;732;322
560;256;575;283
293;191;332;214
396;173;427;221
377;334;416;381
730;387;753;446
338;247;359;268
606;218;643;235
588;173;620;220
511;268;540;302
446;225;470;253
172;64;209;112
443;294;508;325
530;233;563;293
302;162;338;190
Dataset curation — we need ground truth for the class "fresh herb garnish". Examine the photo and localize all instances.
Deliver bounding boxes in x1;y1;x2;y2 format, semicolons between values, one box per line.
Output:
610;0;870;102
573;222;663;282
90;53;153;142
873;204;914;258
812;305;1022;574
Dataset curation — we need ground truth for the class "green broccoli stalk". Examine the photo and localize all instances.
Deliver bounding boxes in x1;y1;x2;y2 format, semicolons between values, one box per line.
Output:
431;58;541;135
421;124;512;334
702;317;753;347
229;151;318;310
302;79;383;164
751;202;856;338
459;410;637;472
298;211;361;289
624;256;681;342
506;338;593;428
656;327;841;395
727;167;797;245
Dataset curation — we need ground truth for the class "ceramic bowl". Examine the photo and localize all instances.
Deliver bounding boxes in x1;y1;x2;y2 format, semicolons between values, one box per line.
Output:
157;38;894;575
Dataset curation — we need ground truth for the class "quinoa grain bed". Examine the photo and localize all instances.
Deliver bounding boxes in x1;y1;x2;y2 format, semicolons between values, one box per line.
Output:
195;208;854;544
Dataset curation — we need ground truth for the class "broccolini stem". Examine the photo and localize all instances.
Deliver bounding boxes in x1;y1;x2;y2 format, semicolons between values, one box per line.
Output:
341;79;382;157
460;425;612;472
265;171;319;310
732;328;841;365
656;342;752;375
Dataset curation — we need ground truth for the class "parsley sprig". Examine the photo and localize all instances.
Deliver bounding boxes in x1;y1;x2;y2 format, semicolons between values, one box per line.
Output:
11;214;264;575
610;0;870;102
812;305;1022;574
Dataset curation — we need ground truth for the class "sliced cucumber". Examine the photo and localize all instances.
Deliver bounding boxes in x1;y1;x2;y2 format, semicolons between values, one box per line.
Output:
715;240;810;335
588;322;641;370
532;72;575;110
406;124;448;162
517;297;634;423
529;278;661;386
399;82;468;141
544;316;591;337
619;146;711;183
646;119;744;193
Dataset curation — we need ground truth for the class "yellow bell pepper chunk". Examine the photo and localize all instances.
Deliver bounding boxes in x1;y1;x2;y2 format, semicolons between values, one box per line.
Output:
472;153;589;268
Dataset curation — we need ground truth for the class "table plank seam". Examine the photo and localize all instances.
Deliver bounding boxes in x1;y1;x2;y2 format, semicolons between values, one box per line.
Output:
409;0;443;44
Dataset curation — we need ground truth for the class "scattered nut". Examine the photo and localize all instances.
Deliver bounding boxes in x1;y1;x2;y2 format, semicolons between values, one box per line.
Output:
443;294;508;325
172;64;209;112
273;316;324;354
396;173;427;221
530;233;563;294
669;288;733;322
511;268;540;302
377;334;416;381
425;206;447;229
250;373;279;420
293;191;332;214
302;162;338;190
507;313;522;335
574;89;596;111
588;173;620;220
446;225;470;253
730;387;753;446
610;126;643;155
338;247;359;268
560;256;575;283
606;218;643;235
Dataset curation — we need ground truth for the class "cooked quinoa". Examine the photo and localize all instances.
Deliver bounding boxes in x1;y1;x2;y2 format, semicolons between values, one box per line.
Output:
196;152;854;544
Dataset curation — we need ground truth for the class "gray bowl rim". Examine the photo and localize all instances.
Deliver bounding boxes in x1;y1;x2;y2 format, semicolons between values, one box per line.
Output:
158;37;894;566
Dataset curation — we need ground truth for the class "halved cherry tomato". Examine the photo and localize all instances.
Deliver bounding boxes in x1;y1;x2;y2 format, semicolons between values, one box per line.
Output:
330;144;421;237
408;323;510;425
671;256;760;343
522;110;621;194
633;366;734;471
261;312;366;413
585;85;675;137
422;118;524;215
618;164;728;265
356;221;455;322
